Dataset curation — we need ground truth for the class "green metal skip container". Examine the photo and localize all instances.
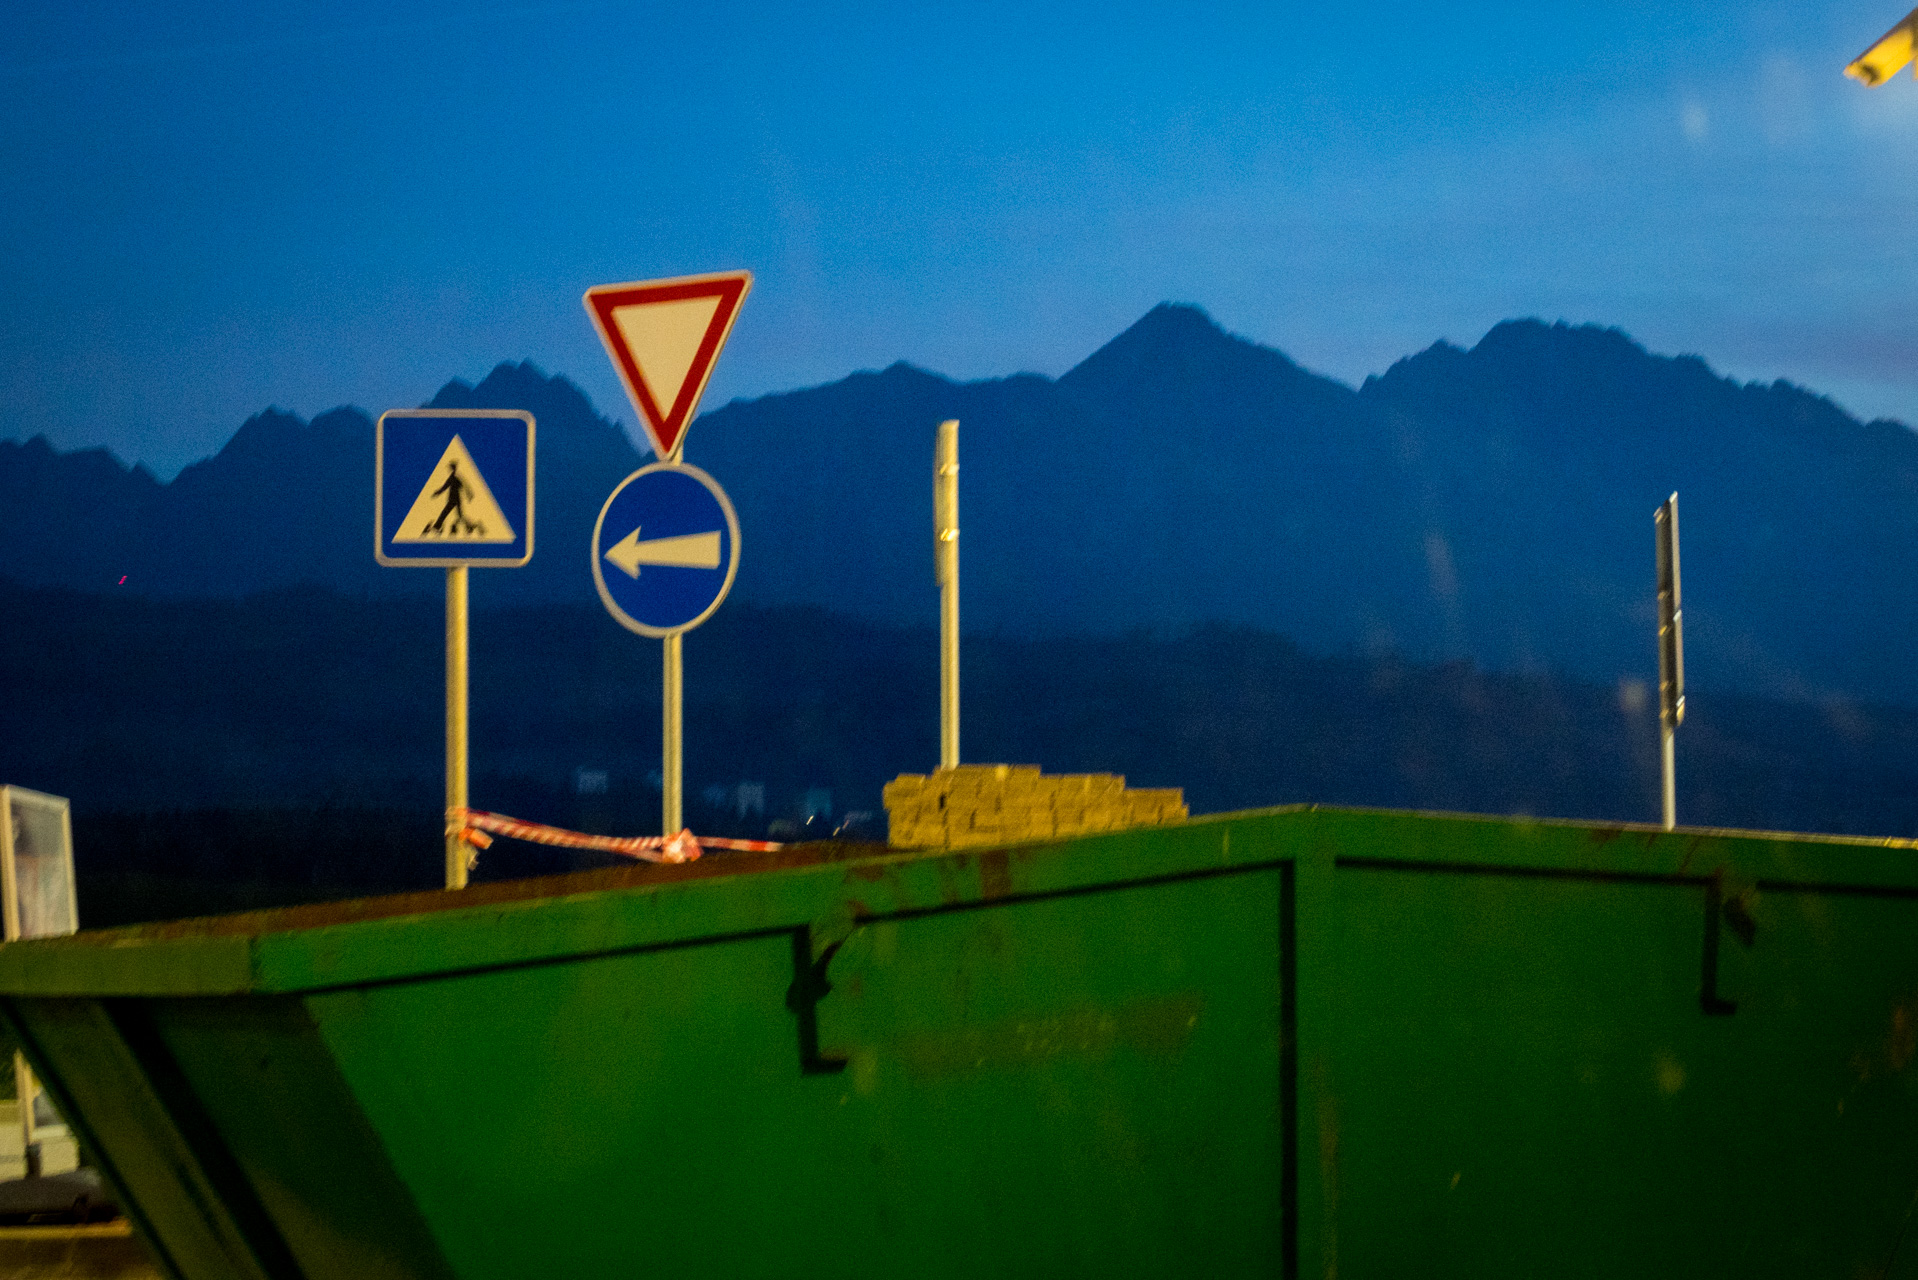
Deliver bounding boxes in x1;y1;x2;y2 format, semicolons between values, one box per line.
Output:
2;805;1917;1278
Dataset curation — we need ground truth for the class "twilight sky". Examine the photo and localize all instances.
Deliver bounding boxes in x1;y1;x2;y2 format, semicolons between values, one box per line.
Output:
5;0;1917;478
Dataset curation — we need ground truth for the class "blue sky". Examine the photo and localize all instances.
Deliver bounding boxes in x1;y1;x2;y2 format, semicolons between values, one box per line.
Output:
5;0;1917;477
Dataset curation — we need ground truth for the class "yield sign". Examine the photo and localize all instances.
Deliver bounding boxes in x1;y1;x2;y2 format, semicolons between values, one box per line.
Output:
584;270;752;461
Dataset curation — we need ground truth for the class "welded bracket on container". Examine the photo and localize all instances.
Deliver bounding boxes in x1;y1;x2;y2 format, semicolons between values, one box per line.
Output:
1700;874;1757;1017
786;927;848;1075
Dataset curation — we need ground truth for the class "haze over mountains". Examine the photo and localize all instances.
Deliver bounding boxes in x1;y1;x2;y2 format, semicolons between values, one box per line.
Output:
7;305;1915;705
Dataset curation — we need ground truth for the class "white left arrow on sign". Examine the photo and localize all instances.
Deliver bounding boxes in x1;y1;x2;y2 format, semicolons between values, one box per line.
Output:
603;528;722;578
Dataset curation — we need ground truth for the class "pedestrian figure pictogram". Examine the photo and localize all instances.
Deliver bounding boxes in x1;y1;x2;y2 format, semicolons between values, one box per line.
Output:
424;459;486;537
393;435;514;544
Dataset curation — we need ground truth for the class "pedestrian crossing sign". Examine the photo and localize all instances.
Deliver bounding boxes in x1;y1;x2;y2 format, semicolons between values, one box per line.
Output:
377;410;534;566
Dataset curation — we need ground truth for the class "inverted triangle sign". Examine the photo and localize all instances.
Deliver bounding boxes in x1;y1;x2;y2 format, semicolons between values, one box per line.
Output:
585;270;752;460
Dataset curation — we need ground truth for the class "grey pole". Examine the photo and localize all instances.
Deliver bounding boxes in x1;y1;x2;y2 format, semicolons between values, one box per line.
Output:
1655;493;1685;831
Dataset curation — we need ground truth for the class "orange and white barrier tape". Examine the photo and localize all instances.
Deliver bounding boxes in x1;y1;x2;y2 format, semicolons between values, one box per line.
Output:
446;808;784;865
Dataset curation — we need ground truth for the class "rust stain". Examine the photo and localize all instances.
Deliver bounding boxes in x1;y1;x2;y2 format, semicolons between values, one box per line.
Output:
1893;1005;1917;1073
1588;827;1623;848
980;850;1012;900
1852;990;1918;1084
849;863;889;883
891;993;1202;1078
935;857;961;906
1676;835;1707;876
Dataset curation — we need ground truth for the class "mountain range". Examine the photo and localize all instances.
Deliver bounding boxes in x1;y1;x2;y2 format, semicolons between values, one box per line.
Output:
6;305;1915;704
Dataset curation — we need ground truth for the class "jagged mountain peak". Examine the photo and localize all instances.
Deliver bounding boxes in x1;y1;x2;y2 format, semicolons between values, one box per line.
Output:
1064;303;1238;372
1476;317;1644;356
428;361;621;443
0;436;155;490
1057;303;1339;413
1364;319;1744;424
225;407;307;443
166;407;351;489
831;360;954;391
6;436;60;461
308;407;375;438
1115;301;1229;344
877;359;951;383
701;361;959;430
834;360;955;393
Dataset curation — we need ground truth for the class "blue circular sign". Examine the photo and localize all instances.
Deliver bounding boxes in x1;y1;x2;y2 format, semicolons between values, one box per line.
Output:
591;462;741;637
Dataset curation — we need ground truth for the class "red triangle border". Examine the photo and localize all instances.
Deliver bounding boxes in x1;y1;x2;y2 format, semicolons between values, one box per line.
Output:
584;271;752;460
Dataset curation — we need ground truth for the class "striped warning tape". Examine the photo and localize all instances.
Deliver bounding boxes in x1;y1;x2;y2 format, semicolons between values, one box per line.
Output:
447;808;785;865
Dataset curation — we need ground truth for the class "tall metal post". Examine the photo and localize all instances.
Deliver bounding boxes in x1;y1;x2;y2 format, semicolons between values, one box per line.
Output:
935;420;960;771
663;632;683;833
662;433;688;835
1655;493;1685;832
445;565;471;889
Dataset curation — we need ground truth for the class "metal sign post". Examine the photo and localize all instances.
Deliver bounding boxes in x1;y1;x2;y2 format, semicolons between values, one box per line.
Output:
663;632;684;832
446;565;469;888
376;409;535;888
584;272;751;836
935;420;960;770
1655;493;1685;831
591;462;742;833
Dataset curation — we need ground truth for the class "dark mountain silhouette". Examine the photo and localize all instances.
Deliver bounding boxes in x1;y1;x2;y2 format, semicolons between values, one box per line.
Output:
1355;320;1918;702
3;363;646;607
694;303;1420;651
0;436;163;590
696;305;1918;705
6;308;1918;702
140;406;385;598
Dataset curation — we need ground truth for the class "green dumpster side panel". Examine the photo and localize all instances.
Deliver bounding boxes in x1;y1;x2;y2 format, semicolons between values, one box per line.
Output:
2;807;1918;1277
1324;866;1918;1278
305;869;1284;1278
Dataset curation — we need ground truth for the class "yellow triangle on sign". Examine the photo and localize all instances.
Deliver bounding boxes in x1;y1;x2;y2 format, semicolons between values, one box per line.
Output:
611;293;724;420
393;436;515;543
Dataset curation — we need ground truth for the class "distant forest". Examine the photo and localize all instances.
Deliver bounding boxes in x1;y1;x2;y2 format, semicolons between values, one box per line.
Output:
4;579;1918;927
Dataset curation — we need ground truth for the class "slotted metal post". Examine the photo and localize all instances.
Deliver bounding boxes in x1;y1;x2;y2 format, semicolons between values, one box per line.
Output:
935;421;960;771
1655;493;1685;831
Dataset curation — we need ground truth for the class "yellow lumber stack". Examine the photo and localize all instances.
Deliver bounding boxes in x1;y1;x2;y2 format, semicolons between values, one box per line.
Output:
883;764;1188;850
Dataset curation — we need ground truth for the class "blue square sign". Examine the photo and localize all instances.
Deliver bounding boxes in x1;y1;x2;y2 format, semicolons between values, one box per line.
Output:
377;410;534;567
